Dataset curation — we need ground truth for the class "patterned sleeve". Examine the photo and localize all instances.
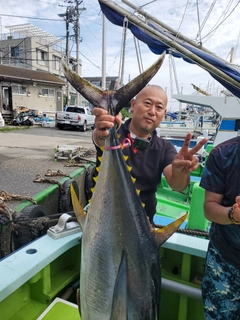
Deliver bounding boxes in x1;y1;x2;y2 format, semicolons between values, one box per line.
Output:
200;148;225;194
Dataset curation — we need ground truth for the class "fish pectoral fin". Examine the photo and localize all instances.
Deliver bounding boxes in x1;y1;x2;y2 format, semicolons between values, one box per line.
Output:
70;184;86;230
111;251;127;319
154;212;188;246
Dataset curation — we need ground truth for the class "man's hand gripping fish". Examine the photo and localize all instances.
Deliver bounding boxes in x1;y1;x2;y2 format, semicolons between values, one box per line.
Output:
63;52;187;320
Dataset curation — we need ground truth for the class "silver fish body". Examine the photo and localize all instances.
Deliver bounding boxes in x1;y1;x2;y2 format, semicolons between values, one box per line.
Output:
80;126;161;320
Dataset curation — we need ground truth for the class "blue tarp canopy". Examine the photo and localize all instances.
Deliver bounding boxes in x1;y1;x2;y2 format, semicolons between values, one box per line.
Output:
99;1;240;99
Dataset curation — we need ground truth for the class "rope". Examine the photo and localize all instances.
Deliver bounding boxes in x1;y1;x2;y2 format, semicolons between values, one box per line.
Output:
12;216;49;239
154;223;209;239
33;174;65;193
45;169;71;178
0;190;37;204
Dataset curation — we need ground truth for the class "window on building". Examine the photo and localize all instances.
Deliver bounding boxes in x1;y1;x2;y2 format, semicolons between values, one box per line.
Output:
11;46;20;57
19;86;27;94
12;85;27;95
49;89;55;98
37;49;47;66
53;55;60;70
92;81;101;87
41;88;55;98
3;88;9;99
12;85;19;94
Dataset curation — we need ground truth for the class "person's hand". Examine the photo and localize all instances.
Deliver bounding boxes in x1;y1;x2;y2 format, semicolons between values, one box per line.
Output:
92;108;122;145
232;196;240;221
172;132;208;174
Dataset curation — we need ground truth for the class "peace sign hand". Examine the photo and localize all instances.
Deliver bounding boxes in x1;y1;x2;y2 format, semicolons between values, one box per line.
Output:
172;132;208;174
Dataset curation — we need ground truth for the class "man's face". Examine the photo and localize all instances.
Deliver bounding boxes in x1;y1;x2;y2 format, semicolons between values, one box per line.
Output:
130;86;167;135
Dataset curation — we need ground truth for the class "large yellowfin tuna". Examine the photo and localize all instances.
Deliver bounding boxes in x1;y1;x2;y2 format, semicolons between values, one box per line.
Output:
64;53;187;319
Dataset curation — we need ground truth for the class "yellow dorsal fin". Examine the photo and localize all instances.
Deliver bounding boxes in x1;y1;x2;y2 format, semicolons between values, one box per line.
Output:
131;176;136;183
117;133;121;138
90;188;95;193
98;156;103;162
93;176;98;182
127;165;132;172
136;189;140;195
142;202;145;208
95;166;100;173
123;155;128;161
100;146;104;152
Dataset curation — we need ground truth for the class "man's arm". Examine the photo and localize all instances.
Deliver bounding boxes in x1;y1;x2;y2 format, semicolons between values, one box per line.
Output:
203;190;231;224
163;164;190;191
204;191;240;225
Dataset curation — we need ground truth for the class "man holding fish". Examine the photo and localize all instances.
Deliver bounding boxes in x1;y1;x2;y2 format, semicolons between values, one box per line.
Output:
92;84;208;222
64;53;208;319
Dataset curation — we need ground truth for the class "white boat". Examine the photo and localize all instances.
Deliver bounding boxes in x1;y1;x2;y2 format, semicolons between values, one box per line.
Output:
172;93;240;146
158;113;217;139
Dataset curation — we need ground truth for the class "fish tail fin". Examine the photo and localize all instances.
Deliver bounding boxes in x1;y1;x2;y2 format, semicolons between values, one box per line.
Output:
154;212;188;246
63;52;165;116
70;184;86;230
114;52;166;115
111;251;127;319
62;61;105;109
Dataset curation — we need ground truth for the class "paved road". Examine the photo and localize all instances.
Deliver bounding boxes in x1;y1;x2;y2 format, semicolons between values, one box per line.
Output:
0;126;96;209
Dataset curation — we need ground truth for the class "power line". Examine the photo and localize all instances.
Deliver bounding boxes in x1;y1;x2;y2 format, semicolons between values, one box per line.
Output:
0;13;62;22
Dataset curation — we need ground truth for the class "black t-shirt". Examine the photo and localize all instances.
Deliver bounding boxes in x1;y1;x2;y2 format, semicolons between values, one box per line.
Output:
200;137;240;268
94;119;177;222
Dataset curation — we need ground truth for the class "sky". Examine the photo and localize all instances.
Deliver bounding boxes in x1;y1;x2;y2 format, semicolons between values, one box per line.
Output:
1;0;240;111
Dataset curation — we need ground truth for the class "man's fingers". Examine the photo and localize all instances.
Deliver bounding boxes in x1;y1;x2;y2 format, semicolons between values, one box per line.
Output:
189;138;208;155
180;132;192;152
236;196;240;204
92;107;108;116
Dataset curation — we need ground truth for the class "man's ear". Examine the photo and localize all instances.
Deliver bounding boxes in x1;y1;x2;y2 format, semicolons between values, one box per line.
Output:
130;98;135;113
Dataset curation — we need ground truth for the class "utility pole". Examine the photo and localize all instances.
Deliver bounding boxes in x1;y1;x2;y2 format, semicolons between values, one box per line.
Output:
65;7;70;106
75;1;81;104
59;7;71;107
60;1;86;106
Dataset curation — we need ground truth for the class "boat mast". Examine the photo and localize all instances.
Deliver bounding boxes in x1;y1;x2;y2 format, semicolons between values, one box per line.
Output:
102;14;106;90
118;18;128;88
99;0;240;91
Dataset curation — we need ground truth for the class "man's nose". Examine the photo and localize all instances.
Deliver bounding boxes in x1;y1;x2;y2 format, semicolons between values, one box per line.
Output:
148;105;156;115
